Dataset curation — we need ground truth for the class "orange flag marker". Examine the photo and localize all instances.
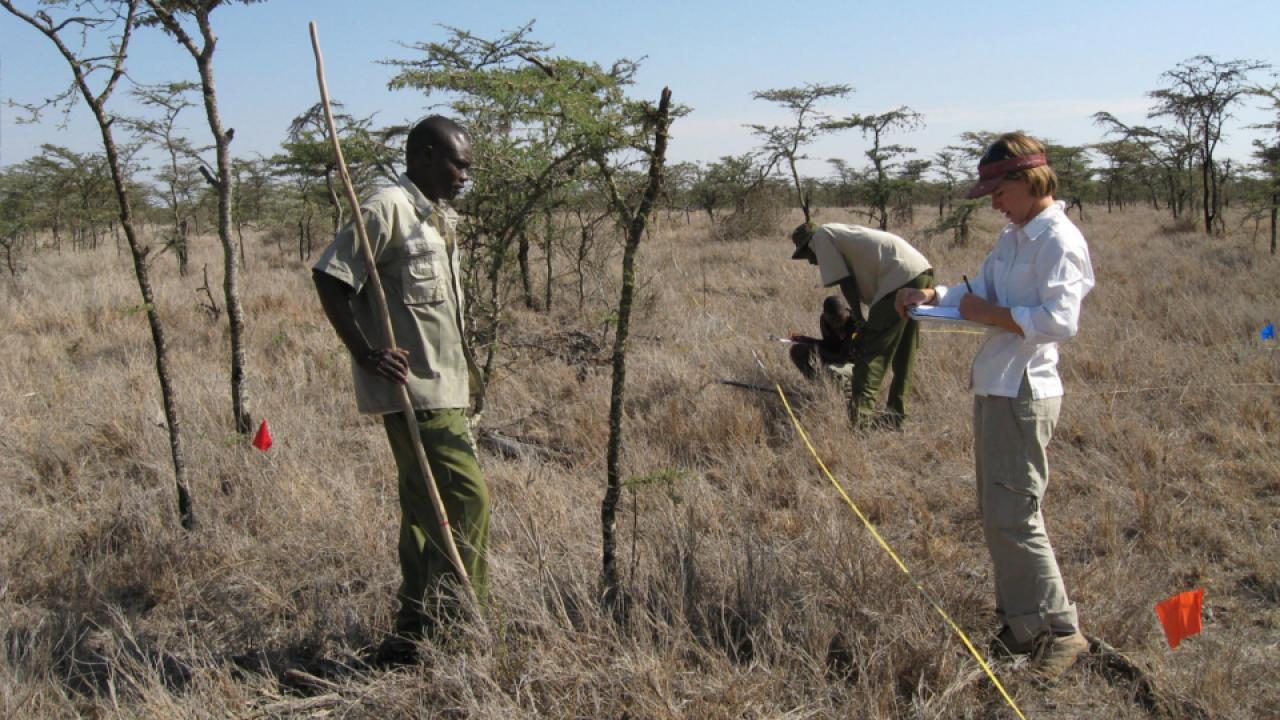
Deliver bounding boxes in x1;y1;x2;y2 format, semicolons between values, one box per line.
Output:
252;420;273;452
1154;589;1204;649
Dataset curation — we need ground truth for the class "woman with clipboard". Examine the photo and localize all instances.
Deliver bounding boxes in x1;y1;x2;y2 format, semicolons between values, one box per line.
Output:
894;132;1095;682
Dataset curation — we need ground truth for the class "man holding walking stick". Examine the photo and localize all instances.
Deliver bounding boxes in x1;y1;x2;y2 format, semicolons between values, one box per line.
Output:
312;116;488;665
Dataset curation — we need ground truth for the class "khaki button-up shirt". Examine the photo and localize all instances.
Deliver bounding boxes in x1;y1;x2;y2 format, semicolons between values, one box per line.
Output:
810;224;933;308
314;174;480;414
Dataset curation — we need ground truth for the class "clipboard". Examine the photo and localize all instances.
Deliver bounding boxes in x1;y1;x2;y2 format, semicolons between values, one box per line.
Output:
908;305;987;329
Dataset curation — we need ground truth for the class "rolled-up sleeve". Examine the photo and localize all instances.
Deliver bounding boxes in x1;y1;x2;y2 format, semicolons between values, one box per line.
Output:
1010;238;1094;342
313;202;394;294
810;229;851;287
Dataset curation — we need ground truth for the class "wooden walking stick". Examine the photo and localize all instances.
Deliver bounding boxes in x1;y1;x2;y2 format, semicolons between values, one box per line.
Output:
308;22;480;612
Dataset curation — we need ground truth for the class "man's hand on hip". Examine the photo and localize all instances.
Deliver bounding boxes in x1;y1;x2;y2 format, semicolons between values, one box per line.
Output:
358;347;411;384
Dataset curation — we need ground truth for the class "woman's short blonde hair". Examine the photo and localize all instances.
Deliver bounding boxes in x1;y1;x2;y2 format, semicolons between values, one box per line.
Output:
989;132;1058;198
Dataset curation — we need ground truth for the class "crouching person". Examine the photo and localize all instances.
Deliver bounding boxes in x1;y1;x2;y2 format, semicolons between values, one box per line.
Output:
789;295;860;381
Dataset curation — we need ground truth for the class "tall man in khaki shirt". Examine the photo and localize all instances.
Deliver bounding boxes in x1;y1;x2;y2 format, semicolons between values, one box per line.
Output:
313;116;487;661
790;222;934;429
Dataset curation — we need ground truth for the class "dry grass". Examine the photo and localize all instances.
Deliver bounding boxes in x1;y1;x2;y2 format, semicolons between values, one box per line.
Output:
1;206;1277;719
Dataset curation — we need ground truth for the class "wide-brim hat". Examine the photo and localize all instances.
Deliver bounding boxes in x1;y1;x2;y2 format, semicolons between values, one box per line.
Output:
965;152;1048;199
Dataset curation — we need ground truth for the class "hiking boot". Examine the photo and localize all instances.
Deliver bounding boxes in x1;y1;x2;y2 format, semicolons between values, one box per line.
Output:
1030;631;1088;682
990;625;1038;658
369;633;418;669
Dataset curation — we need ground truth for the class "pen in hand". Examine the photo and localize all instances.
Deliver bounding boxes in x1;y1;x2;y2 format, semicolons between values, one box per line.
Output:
963;274;974;294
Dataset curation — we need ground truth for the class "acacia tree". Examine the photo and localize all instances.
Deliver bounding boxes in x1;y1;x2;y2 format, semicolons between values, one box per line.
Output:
2;0;194;528
277;102;395;237
691;153;780;239
931;150;962;217
566;194;612;310
1092;138;1149;211
687;157;755;223
269;146;324;260
1148;55;1270;234
0;170;29;274
387;22;651;408
661;161;700;223
1045;142;1093;220
26;144;121;251
1093;111;1196;219
594;87;673;603
930;134;993;247
825;158;861;209
126;81;205;276
893;157;930;226
1250;81;1280;254
827;106;924;230
229;155;276;268
749;83;851;222
142;0;259;435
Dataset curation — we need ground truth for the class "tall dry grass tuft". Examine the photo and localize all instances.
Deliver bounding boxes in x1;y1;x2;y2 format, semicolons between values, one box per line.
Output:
2;207;1277;718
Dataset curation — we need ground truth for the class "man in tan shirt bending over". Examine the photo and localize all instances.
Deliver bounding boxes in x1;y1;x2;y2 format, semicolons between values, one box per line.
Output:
790;222;934;429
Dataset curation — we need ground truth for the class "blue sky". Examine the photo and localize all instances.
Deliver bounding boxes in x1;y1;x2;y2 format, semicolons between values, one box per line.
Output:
2;0;1278;177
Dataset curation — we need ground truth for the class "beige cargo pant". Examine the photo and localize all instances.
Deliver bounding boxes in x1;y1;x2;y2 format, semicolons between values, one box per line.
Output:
974;375;1078;645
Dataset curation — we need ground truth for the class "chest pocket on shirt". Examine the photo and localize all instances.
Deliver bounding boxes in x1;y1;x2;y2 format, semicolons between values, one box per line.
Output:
1004;258;1038;303
991;251;1035;304
403;246;446;306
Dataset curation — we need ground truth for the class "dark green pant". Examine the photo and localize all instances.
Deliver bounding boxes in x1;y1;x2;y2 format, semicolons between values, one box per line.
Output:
849;271;934;429
383;409;490;636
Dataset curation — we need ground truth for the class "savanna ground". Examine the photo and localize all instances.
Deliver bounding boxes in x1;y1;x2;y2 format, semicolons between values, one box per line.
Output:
1;203;1277;719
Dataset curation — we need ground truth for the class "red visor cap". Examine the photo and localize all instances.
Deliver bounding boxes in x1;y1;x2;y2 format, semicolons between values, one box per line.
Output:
964;153;1047;199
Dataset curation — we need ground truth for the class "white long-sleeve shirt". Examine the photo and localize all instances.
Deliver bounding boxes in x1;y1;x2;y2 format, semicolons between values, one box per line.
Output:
935;201;1094;399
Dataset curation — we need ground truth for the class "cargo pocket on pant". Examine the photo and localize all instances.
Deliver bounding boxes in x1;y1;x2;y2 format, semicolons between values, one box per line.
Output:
994;481;1040;512
403;248;446;305
986;480;1039;537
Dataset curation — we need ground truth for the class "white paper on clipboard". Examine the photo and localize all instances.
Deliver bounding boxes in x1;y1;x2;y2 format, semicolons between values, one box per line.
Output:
908;305;987;329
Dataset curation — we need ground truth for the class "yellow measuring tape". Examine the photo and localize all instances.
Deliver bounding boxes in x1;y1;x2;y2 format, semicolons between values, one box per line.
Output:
770;380;1028;720
922;328;987;335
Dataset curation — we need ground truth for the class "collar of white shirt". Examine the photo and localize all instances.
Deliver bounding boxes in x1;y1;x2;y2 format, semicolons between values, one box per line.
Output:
1014;201;1065;243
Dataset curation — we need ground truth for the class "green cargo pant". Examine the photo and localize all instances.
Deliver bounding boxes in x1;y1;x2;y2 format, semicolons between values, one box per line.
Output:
383;408;490;636
848;271;934;429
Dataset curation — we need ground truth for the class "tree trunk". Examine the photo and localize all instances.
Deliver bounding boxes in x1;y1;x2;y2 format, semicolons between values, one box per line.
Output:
543;208;554;311
177;218;190;277
2;238;17;276
601;87;672;604
1271;193;1277;256
1201;159;1213;235
577;224;589;311
324;169;344;233
518;230;534;309
148;2;252;435
196;13;252;434
476;230;517;413
235;218;247;272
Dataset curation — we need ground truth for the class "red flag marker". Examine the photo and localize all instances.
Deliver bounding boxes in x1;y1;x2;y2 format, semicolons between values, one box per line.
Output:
1155;589;1204;649
252;420;273;452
